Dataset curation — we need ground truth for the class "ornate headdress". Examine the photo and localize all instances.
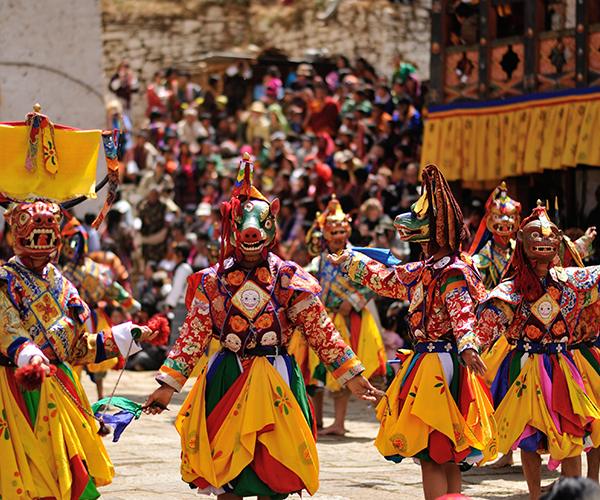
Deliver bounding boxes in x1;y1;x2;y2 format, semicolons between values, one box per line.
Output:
61;217;89;266
469;181;521;255
305;195;352;256
505;204;557;301
421;164;468;255
0;104;121;271
219;153;280;265
506;202;583;302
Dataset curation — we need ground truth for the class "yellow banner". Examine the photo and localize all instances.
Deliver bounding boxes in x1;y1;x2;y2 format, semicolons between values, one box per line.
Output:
0;124;101;202
421;91;600;181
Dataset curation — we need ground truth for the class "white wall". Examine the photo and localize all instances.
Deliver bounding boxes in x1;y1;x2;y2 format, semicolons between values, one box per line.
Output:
0;0;108;215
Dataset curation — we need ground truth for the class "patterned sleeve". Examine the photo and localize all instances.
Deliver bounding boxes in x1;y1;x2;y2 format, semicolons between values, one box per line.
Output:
156;286;213;391
287;291;364;386
440;269;479;354
0;284;40;365
476;298;514;350
69;321;139;366
574;235;593;259
472;254;490;288
339;250;413;300
342;281;376;312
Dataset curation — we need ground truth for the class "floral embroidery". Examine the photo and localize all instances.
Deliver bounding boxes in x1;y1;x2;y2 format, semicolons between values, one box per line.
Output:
274;386;291;415
298;442;313;464
390;433;408;452
434;375;446;395
0;409;9;440
548;286;561;301
34;295;56;323
409;311;422;327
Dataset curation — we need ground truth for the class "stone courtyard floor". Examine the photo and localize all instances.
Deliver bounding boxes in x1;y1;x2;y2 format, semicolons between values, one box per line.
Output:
83;370;580;500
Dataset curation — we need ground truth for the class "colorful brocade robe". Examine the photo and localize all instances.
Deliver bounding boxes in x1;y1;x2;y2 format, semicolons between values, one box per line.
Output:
0;257;129;366
341;251;487;353
157;253;365;391
62;256;138;311
472;240;514;291
473;236;593;292
477;265;600;348
306;250;376;312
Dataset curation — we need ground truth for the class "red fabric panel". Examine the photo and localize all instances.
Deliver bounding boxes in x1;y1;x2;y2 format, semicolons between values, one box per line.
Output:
69;455;90;500
349;312;361;354
5;368;34;429
192;477;211;489
428;430;470;464
397;355;424;407
185;273;203;309
54;368;87;419
251;442;306;494
458;365;476;419
551;356;585;438
307;396;317;439
206;368;252;442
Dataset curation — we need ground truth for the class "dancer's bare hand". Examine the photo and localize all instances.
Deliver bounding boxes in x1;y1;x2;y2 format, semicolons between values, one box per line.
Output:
338;300;353;317
30;355;52;376
134;325;159;343
585;226;597;242
461;348;487;377
346;375;378;402
143;384;176;415
327;250;351;266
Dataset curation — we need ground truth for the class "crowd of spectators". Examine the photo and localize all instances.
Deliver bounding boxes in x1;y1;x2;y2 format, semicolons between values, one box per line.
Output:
93;53;431;367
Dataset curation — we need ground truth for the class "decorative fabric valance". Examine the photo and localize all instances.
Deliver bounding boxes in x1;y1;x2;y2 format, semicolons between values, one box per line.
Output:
421;87;600;181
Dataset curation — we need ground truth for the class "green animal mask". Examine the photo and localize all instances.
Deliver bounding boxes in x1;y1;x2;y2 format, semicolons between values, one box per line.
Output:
393;190;430;242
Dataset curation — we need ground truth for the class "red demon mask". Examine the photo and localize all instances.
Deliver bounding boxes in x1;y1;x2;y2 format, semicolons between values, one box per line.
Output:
5;201;62;273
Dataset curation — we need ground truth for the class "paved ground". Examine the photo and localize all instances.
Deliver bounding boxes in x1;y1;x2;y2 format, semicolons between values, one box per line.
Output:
82;370;580;500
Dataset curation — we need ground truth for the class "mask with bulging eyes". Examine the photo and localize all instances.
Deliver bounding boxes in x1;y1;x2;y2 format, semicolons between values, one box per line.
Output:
230;198;280;260
5;201;62;271
485;183;521;246
519;218;562;264
393;189;430;242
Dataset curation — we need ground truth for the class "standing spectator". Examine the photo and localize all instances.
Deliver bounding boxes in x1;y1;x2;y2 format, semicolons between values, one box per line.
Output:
290;63;314;91
82;212;102;253
176;70;202;107
138;186;170;262
139;156;175;198
176;107;204;155
146;71;170;117
106;100;132;158
303;83;341;136
244;101;271;144
109;59;139;113
100;209;136;273
165;242;193;347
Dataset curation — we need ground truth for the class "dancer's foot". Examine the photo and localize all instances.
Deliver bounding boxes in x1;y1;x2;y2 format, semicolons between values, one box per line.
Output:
489;454;514;469
317;423;346;436
541;480;557;492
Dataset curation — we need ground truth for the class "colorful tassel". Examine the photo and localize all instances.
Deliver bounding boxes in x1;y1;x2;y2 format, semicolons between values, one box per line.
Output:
15;363;57;391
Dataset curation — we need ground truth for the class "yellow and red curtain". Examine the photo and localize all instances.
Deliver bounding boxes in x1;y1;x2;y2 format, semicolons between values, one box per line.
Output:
421;87;600;181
